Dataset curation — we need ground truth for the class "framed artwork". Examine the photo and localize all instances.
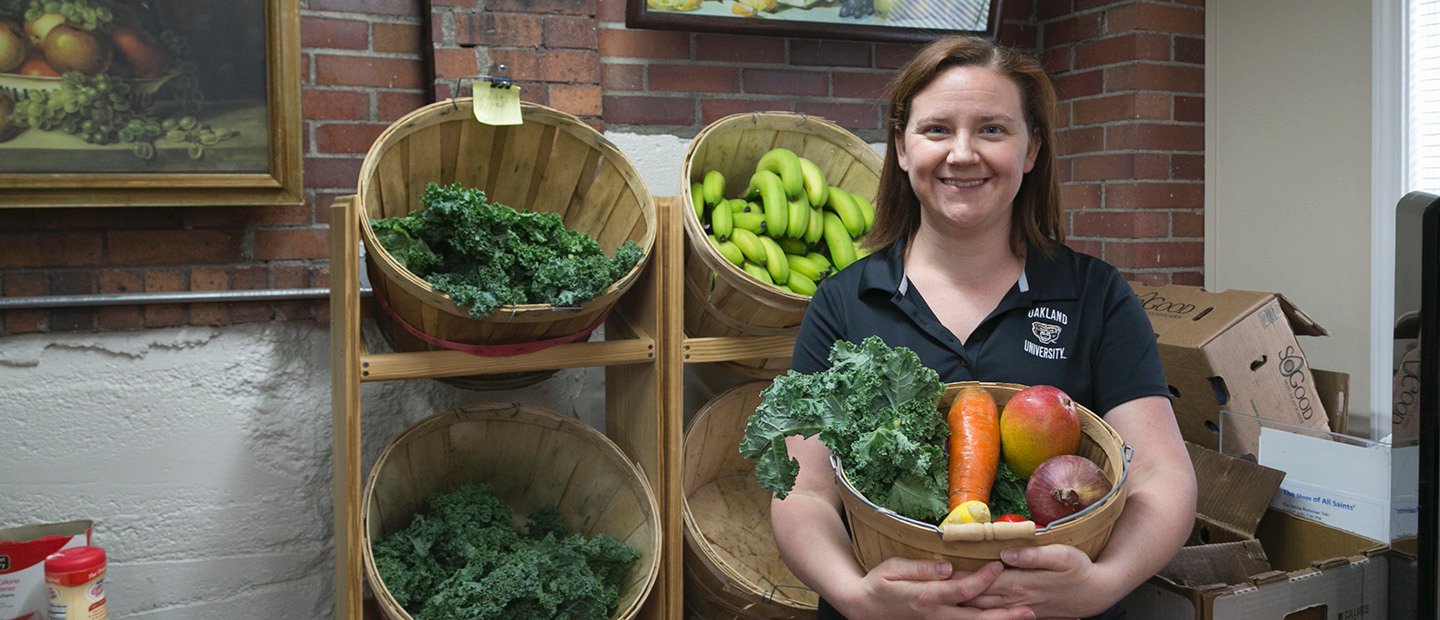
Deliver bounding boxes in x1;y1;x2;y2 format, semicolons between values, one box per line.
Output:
0;0;302;207
626;0;1000;44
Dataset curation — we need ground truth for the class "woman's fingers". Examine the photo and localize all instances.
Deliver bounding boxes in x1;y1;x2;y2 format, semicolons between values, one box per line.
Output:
874;556;956;581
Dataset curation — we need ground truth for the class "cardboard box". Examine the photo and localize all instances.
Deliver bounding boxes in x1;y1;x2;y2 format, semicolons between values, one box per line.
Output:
1130;283;1332;454
0;520;92;620
1120;444;1389;619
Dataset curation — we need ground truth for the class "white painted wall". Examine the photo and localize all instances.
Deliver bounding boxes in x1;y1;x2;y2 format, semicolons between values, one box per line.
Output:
1206;0;1380;435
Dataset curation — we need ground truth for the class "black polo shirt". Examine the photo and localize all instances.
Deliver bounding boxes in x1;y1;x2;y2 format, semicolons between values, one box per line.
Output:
792;236;1169;417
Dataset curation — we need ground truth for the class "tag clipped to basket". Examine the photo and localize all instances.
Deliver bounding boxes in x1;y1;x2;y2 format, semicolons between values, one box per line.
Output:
472;66;522;126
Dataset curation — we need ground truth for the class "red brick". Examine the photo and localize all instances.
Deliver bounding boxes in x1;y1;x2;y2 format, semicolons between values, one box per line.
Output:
790;39;871;68
1172;211;1205;237
695;33;785;63
1052;69;1104;101
1106;182;1203;209
233;266;269;290
1171;153;1204;180
603;95;695;125
240;205;314;228
996;25;1039;51
1071;211;1170;238
649;64;739;93
1072;93;1170;125
315;55;425;89
313;266;331;289
430;0;477;6
255;229;330;261
1072;153;1169;181
1043;46;1072;73
108;231;243;265
701;99;792;124
303;156;364;191
1038;0;1076;21
4;310;45;334
596;0;625;21
307;0;419;16
486;0;593;14
1003;0;1036;20
99;269;142;294
273;265;311;289
144;304;186;328
551;84;603;116
1124;270;1169;286
599;29;690;60
375;22;423;54
456;12;542;47
433;47;479;80
1044;13;1104;46
96;306;142;331
1060;183;1102;210
1074;33;1171;69
1106;123;1204;152
875;42;925;70
49;271;96;295
34;208;181;230
231;302;274;323
1056;126;1105;156
602;63;643;91
1171;271;1204;286
1105;240;1203;269
48;308;93;331
794;102;881;131
544;15;598;48
1105;3;1204;36
316;123;391;155
144;268;186;292
1105;63;1204;93
744;69;826;96
303;89;370;121
1067;238;1104;257
1174;95;1203;122
0;233;101;268
379;92;429;120
832;70;893;100
191;267;229;291
189;304;230;327
1173;35;1204;64
301;17;369;50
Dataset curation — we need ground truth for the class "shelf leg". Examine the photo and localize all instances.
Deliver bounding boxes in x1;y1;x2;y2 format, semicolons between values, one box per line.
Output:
330;196;364;619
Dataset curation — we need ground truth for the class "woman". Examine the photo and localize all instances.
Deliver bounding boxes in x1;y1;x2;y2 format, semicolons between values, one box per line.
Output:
771;35;1197;619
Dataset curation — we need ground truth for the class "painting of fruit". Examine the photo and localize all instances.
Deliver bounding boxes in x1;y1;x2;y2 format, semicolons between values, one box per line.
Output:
0;0;271;173
630;0;997;43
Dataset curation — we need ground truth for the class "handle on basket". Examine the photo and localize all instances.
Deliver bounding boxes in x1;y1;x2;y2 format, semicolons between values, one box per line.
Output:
941;520;1037;542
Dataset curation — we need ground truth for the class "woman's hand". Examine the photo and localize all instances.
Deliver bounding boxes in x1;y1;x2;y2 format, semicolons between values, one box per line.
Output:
966;544;1114;618
833;558;1037;620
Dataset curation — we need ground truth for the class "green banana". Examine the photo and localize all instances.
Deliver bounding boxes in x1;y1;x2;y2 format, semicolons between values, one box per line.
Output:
746;169;789;238
851;191;876;233
757;234;790;285
786;270;817;296
822;211;858;270
709;234;745;266
855;241;873;260
691;182;706;220
742;261;773;285
710;197;734;240
703;170;725;206
777;237;809;256
786;198;811;240
797;157;829;207
730;227;768;266
729;199;754;214
825;186;866;238
732;211;767;235
806;251;832;272
786;253;827;281
804;205;825;245
756;147;805;201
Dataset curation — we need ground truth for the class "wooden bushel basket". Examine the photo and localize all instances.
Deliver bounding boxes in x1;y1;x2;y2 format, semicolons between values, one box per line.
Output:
358;99;657;389
680;113;882;379
683;381;819;619
361;403;662;620
837;382;1131;573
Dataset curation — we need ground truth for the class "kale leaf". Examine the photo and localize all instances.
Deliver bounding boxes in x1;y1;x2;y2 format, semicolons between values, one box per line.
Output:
371;183;643;318
739;336;951;523
373;484;641;620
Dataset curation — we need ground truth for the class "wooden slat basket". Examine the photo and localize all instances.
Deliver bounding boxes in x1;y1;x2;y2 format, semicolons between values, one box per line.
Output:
358;99;657;389
361;403;662;620
683;381;819;619
680;112;882;379
837;382;1131;573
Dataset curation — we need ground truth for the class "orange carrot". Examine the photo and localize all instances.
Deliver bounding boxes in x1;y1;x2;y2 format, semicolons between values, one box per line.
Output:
947;386;1001;514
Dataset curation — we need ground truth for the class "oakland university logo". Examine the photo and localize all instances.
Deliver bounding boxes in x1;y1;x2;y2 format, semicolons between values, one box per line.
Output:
1024;307;1068;359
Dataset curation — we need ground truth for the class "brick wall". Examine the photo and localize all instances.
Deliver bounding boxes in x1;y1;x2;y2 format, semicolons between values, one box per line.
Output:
0;0;1204;335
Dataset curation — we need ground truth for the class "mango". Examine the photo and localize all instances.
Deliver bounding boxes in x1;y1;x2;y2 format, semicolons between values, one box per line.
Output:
998;385;1081;478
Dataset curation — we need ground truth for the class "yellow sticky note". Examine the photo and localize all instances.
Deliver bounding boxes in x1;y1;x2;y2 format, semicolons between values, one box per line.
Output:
473;85;522;126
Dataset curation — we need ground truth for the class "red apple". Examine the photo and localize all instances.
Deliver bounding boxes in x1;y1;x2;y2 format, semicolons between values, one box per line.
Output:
999;384;1082;478
0;20;29;73
111;25;169;78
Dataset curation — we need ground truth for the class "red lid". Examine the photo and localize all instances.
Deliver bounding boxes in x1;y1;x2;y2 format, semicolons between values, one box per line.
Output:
45;546;105;575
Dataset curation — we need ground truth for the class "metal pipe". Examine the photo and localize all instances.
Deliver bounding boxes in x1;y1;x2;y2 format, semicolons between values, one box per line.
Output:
0;288;373;311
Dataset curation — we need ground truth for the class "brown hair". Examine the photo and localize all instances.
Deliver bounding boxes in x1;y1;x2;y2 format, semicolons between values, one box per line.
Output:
865;36;1063;258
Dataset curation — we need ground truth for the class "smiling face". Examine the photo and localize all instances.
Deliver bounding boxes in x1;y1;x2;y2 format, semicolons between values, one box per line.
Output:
895;64;1041;240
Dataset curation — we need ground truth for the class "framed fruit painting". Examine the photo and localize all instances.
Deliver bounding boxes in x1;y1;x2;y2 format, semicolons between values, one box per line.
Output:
626;0;1000;44
0;0;301;207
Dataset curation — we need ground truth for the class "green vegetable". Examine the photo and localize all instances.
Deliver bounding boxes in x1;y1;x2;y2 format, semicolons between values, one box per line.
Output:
371;183;644;319
372;484;642;620
739;336;951;523
989;461;1030;520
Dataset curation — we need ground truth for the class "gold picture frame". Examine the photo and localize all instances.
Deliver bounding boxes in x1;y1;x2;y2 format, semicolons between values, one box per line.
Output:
0;0;302;207
626;0;1000;44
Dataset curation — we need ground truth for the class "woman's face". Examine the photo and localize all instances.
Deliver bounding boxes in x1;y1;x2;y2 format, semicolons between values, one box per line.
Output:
896;65;1040;238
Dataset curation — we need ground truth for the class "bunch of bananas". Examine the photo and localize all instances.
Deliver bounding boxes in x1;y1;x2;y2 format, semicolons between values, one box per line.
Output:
692;147;874;297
